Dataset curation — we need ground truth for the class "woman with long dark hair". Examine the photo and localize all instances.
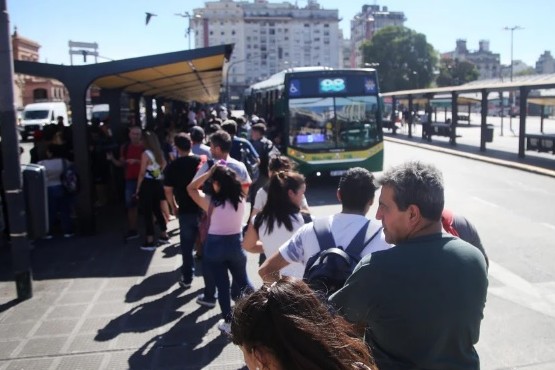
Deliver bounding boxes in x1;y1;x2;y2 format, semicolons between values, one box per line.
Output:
187;163;253;334
243;171;306;278
231;277;377;370
135;130;168;250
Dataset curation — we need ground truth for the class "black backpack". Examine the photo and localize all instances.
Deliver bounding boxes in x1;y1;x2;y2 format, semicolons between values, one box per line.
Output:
303;218;382;297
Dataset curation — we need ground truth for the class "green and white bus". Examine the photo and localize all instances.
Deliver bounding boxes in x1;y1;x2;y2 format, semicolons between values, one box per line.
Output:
245;67;384;177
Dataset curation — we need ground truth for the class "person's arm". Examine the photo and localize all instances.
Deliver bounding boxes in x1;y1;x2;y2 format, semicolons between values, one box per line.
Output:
135;152;148;196
243;220;264;253
187;164;217;212
164;186;178;215
259;250;289;283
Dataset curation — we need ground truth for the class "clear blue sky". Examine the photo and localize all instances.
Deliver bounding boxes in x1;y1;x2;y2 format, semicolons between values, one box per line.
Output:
7;0;553;67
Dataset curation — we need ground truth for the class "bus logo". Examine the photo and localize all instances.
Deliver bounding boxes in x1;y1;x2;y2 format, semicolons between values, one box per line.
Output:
364;78;376;93
289;80;301;97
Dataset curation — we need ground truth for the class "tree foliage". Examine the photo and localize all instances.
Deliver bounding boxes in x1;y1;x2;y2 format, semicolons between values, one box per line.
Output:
361;26;438;92
436;58;479;87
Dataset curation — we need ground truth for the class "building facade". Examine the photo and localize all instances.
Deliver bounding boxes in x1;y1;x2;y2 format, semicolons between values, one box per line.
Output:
349;4;405;68
12;28;68;109
535;51;555;74
442;39;501;80
191;0;341;106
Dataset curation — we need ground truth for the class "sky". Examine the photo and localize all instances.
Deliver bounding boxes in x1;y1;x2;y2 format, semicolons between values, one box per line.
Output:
7;0;554;67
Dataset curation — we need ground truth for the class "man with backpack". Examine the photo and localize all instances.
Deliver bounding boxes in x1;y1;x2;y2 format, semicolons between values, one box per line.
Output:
259;167;391;294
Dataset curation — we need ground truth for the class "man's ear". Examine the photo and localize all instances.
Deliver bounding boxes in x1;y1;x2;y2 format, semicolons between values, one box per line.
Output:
407;204;421;224
336;189;342;203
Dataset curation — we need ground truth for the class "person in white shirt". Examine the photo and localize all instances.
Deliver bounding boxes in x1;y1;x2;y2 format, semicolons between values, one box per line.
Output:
259;167;391;282
243;171;307;278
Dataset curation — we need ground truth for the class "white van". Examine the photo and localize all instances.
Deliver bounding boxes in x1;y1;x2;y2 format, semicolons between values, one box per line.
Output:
19;102;68;140
91;104;110;123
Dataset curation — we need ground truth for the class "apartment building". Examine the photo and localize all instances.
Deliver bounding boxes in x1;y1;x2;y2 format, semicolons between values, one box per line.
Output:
442;39;501;80
191;0;341;104
535;51;555;74
349;4;406;68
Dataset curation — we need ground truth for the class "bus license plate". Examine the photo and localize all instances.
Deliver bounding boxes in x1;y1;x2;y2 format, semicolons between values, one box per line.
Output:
330;170;347;177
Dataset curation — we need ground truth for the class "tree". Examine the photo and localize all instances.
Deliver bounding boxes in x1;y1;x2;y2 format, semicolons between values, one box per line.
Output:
361;26;438;92
436;58;479;87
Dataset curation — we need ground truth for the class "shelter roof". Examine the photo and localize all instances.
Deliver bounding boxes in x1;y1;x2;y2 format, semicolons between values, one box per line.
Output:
381;73;555;98
14;44;234;104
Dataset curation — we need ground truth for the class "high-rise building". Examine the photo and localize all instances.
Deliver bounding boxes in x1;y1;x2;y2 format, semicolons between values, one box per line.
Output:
349;4;405;68
191;0;341;106
535;51;555;74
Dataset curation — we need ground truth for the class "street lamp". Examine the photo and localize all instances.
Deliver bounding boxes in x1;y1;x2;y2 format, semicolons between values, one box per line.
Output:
225;59;246;109
225;54;261;109
504;25;523;82
503;25;523;135
175;12;197;49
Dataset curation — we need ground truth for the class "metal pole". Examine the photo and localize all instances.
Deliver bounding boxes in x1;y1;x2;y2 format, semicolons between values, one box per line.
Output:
0;0;33;300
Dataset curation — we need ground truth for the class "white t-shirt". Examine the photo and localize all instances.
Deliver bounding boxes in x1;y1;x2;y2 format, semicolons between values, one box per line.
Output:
193;155;251;185
279;213;391;266
254;213;306;278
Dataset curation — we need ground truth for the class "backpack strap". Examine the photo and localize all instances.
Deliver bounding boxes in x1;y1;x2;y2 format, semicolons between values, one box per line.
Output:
344;220;370;258
313;217;336;252
346;222;383;260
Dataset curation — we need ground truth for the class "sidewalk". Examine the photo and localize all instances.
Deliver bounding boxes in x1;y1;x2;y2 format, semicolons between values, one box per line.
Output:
384;114;555;178
0;205;256;370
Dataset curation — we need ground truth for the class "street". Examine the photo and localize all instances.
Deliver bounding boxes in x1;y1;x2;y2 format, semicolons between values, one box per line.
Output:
305;140;555;370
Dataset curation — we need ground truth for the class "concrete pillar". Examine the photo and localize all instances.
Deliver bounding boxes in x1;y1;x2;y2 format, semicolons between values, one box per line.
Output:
480;89;489;152
450;92;458;145
518;87;529;158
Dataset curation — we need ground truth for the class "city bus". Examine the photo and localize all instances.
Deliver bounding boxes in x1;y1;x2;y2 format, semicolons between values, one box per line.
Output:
244;67;384;177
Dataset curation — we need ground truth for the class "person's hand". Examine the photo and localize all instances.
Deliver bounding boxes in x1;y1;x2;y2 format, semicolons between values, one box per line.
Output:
106;152;114;161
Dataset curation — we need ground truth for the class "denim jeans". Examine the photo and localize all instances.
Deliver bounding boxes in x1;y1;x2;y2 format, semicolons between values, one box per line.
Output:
203;233;253;321
178;212;199;284
47;185;73;234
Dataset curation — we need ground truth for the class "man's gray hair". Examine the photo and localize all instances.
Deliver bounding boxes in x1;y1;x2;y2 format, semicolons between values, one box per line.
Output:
377;161;444;221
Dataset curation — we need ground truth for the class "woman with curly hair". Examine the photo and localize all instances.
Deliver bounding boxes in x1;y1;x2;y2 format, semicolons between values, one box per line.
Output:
187;163;254;334
231;277;377;370
243;171;307;278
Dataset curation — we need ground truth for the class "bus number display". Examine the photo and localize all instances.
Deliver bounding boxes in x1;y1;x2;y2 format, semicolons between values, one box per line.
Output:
319;78;346;93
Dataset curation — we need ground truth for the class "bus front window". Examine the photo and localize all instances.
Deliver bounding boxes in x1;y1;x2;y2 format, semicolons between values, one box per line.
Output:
289;96;380;151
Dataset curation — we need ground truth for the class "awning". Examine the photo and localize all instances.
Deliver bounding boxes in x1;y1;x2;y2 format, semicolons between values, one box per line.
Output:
92;45;233;104
528;97;555;106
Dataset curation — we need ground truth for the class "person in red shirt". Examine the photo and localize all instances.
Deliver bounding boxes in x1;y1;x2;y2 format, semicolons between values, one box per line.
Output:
108;126;143;240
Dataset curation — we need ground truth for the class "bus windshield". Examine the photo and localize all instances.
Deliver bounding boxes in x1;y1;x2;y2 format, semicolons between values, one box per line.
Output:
288;96;380;151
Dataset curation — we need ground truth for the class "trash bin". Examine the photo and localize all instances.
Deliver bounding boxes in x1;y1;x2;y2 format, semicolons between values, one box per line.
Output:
486;124;494;143
21;163;49;239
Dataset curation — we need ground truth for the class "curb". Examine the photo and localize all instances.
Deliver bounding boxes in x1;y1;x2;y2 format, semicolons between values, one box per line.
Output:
384;136;555;178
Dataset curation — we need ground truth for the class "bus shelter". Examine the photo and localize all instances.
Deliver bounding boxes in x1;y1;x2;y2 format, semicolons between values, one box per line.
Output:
382;74;555;155
14;44;233;234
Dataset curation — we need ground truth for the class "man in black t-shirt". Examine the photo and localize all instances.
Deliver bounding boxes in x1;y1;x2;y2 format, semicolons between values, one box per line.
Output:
164;133;202;288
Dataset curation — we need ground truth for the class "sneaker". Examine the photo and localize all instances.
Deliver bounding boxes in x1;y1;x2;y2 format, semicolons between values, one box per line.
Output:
63;233;75;238
140;242;157;251
178;278;192;289
157;233;170;245
43;234;53;240
196;294;216;308
217;319;231;335
125;230;140;241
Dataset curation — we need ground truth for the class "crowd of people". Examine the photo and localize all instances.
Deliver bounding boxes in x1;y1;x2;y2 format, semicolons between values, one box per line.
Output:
25;106;489;369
